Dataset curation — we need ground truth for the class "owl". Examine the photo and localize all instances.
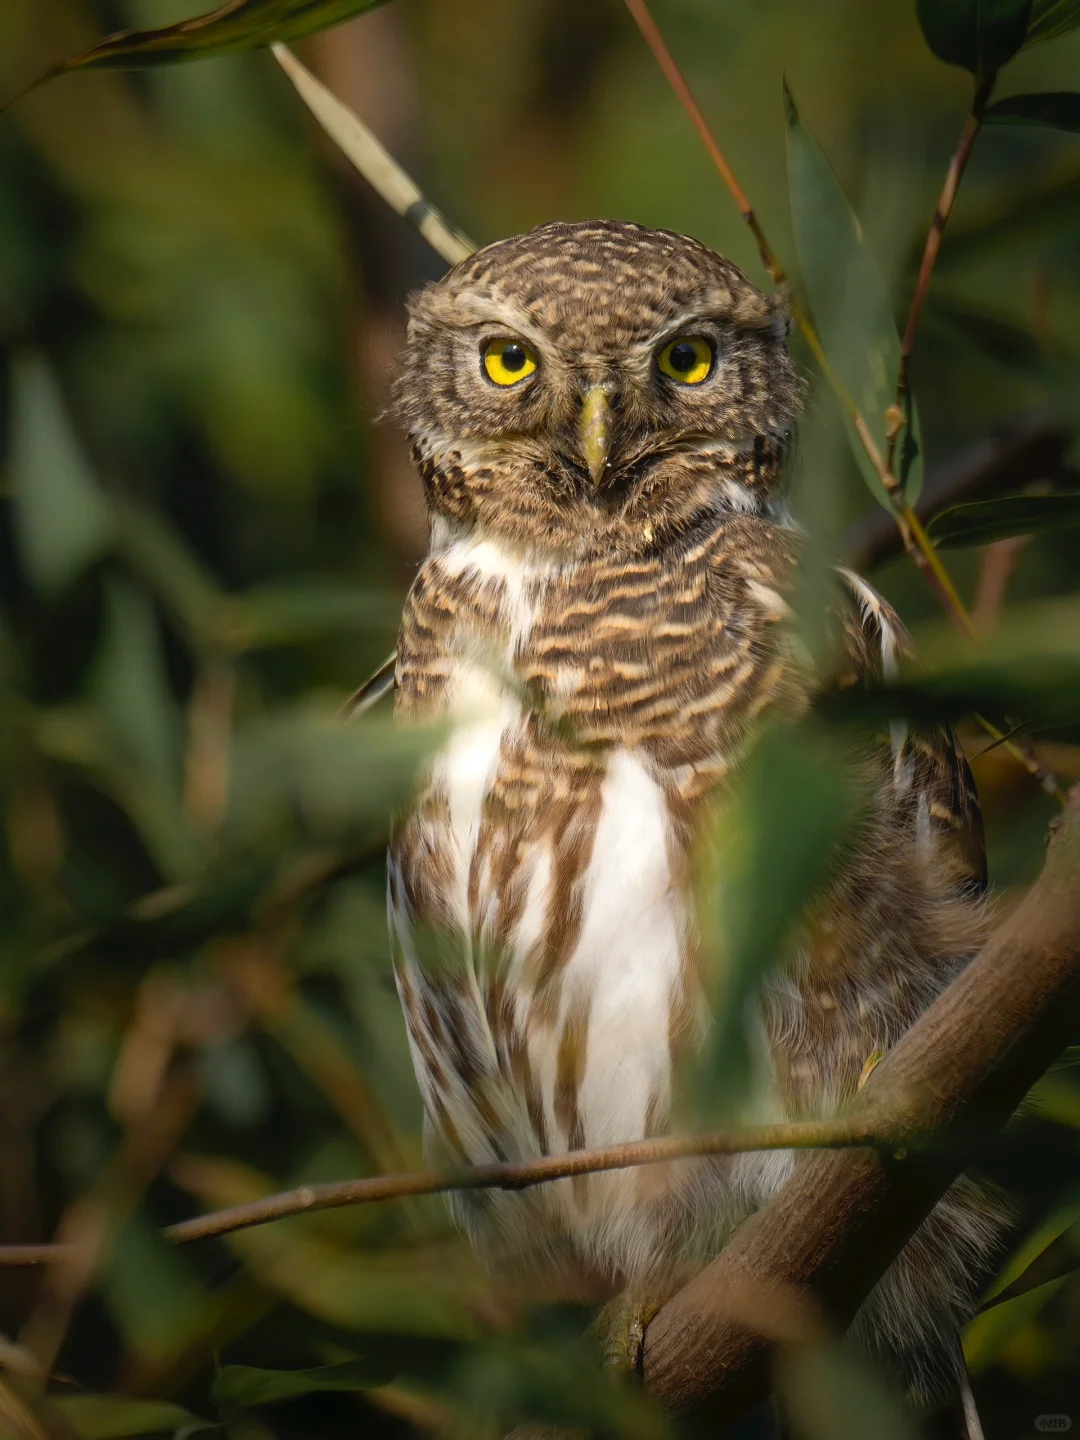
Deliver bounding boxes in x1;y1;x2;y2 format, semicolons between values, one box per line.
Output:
384;220;1007;1430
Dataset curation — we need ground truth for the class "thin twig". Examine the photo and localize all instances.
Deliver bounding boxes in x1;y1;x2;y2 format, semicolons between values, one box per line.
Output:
884;76;995;482
0;1116;887;1266
271;44;474;268
621;0;781;283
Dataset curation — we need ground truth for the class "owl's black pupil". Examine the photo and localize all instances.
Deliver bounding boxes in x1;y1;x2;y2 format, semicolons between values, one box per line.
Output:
669;342;699;373
500;344;527;372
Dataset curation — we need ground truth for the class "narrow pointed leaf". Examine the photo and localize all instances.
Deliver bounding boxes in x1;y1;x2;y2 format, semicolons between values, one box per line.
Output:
52;1397;213;1439
984;91;1080;130
694;722;868;1106
785;85;924;505
1025;0;1080;44
978;1218;1080;1311
9;358;114;595
212;1361;396;1409
272;45;474;266
927;493;1080;547
916;0;1034;78
14;0;389;96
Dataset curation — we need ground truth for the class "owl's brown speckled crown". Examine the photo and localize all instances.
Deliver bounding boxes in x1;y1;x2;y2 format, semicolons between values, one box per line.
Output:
442;219;783;350
392;219;799;552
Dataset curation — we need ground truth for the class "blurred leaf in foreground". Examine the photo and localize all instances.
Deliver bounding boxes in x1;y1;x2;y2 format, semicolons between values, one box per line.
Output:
51;1395;213;1439
966;1197;1080;1370
979;1216;1080;1311
1025;0;1080;44
13;0;389;98
916;0;1034;79
212;1360;395;1410
227;708;440;851
927;493;1080;548
984;91;1080;130
9;358;114;596
691;722;868;1111
775;1342;920;1440
784;85;923;506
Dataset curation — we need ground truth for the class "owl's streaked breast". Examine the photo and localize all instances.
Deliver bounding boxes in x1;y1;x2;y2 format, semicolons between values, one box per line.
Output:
388;517;790;1277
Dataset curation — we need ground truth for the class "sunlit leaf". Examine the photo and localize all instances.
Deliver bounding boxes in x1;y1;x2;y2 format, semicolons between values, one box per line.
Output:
1025;0;1080;44
9;358;114;596
52;1396;213;1440
984;91;1080;130
14;0;390;98
927;493;1080;547
784;84;924;506
916;0;1034;77
978;1218;1080;1311
966;1198;1080;1369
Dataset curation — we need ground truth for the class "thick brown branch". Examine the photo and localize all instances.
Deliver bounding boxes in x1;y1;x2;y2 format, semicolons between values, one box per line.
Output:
642;786;1080;1419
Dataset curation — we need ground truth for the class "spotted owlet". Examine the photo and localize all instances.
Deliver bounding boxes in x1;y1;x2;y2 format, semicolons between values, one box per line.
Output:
384;220;1006;1427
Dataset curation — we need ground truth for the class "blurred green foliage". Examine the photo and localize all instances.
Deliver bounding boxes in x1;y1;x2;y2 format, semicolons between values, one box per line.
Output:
2;2;1080;1437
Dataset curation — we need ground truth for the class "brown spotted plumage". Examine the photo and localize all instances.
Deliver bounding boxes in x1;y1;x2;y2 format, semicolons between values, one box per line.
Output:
383;220;1007;1415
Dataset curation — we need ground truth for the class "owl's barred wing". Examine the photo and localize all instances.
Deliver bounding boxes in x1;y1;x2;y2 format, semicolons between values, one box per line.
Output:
837;570;986;896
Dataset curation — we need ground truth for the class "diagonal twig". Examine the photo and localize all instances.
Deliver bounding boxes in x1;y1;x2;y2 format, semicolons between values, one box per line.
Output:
271;44;474;267
0;1115;890;1266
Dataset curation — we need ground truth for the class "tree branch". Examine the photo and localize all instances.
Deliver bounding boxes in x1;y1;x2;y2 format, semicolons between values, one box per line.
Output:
641;785;1080;1420
0;1116;883;1267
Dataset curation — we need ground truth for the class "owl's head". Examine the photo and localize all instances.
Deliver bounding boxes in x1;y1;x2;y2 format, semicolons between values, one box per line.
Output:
392;220;798;551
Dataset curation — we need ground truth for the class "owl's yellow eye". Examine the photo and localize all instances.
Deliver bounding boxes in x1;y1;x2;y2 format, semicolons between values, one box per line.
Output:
483;337;538;386
657;335;714;385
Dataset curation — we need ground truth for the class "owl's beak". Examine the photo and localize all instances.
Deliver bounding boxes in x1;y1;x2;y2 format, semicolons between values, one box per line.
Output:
579;385;614;485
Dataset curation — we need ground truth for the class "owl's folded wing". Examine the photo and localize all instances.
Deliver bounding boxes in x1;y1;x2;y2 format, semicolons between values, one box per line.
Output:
836;568;987;897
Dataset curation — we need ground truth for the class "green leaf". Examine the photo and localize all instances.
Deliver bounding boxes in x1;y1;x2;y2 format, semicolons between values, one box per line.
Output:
978;1218;1080;1311
212;1360;395;1410
222;583;397;652
927;493;1080;547
984;91;1080;130
966;1197;1080;1369
53;1396;213;1440
112;498;225;649
775;1342;920;1440
92;581;182;793
1024;0;1080;45
227;708;440;849
15;1;390;96
693;722;868;1106
784;84;924;506
916;0;1034;78
9;358;114;596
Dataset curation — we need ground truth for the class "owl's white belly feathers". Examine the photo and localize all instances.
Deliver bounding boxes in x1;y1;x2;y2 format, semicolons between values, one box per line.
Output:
389;531;701;1278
